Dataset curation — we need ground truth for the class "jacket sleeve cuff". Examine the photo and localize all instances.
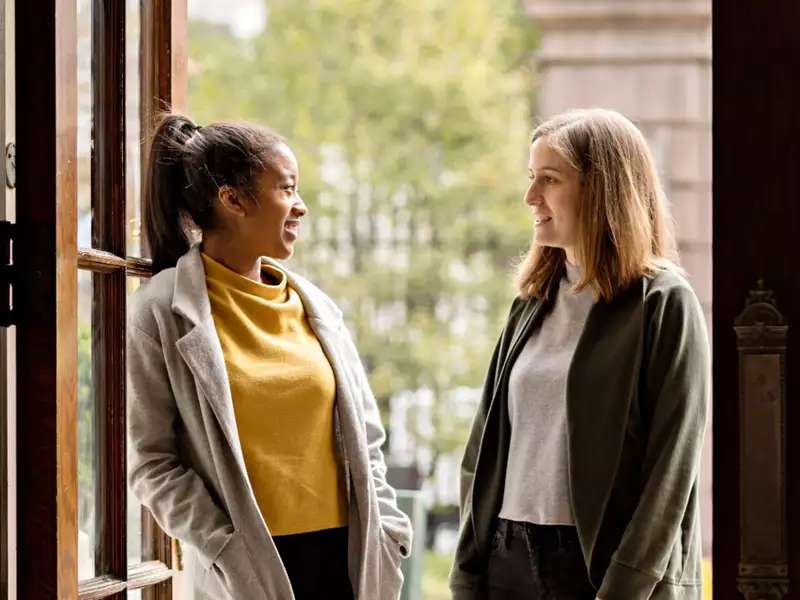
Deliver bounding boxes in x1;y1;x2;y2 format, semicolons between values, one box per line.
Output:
598;559;660;600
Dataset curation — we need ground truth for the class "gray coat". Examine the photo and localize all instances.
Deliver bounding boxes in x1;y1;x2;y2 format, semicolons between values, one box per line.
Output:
127;245;412;600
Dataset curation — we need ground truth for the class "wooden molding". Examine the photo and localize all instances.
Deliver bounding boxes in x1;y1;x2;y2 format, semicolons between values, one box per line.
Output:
91;5;128;587
15;0;79;597
77;248;153;278
734;281;790;599
78;561;171;599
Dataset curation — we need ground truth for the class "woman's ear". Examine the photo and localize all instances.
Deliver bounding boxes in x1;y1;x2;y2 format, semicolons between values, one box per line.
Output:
217;185;247;218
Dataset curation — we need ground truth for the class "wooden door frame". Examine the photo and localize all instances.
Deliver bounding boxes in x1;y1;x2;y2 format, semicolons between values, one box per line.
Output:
15;0;78;597
712;2;800;599
14;1;186;598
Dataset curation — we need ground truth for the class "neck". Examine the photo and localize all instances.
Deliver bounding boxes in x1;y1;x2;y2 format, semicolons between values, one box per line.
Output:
565;247;579;267
201;233;262;283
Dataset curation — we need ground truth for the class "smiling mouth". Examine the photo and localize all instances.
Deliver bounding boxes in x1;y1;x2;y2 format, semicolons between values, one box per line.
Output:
534;216;552;225
284;220;300;237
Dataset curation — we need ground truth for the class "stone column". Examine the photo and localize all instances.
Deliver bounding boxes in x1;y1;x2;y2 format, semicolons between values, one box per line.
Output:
526;0;713;556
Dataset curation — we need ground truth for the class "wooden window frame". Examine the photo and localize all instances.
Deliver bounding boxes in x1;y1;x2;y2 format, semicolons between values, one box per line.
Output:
15;0;79;596
15;1;185;598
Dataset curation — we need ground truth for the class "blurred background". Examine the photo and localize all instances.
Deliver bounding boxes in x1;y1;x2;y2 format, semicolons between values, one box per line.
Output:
73;1;712;598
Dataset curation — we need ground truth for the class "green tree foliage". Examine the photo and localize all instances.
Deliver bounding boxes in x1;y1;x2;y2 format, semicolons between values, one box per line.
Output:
77;321;94;537
188;0;537;477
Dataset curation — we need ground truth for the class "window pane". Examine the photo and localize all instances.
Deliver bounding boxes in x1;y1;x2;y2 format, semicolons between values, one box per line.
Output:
127;488;142;566
126;0;142;257
127;276;143;565
77;269;95;579
77;0;92;248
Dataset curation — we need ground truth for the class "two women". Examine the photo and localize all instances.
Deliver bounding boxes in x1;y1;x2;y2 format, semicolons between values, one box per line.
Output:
450;109;709;599
127;116;411;600
128;107;708;600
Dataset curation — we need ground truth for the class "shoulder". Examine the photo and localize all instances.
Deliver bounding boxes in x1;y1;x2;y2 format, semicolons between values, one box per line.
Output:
128;267;178;337
643;261;705;329
645;262;699;305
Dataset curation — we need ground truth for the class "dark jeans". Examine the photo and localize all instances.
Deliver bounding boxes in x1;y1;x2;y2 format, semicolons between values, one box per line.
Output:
487;518;597;600
272;526;354;600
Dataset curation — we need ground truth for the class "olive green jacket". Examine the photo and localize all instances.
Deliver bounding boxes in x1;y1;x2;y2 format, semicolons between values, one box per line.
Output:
450;265;709;600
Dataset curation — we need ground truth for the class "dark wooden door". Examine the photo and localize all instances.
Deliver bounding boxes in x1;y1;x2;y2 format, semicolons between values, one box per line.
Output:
713;2;800;599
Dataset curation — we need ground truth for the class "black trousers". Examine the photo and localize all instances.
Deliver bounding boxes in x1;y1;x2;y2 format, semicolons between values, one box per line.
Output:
486;519;597;600
272;526;354;600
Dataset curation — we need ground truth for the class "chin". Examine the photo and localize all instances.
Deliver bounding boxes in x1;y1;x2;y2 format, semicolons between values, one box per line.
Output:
261;245;293;260
534;239;566;253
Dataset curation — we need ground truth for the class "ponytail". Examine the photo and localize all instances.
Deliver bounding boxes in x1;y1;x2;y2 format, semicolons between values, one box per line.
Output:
143;114;203;273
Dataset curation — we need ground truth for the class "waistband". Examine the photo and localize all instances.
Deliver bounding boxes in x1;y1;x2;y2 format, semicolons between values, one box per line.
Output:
496;518;581;550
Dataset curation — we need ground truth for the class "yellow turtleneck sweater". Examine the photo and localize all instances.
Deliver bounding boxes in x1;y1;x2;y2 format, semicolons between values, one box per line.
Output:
201;252;347;536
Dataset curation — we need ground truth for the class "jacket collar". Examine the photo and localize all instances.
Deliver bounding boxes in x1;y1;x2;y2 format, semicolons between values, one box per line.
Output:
263;256;343;327
171;244;343;328
171;244;212;326
500;264;566;376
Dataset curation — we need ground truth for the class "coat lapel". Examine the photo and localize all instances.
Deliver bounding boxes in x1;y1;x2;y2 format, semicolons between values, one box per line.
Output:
268;261;361;463
171;246;249;477
496;270;562;390
566;278;645;565
175;321;250;477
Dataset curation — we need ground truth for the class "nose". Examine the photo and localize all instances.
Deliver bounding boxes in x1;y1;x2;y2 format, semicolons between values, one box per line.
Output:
293;194;308;217
525;182;542;207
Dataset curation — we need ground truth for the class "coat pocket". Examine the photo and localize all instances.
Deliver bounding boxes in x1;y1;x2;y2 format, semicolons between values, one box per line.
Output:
199;530;265;600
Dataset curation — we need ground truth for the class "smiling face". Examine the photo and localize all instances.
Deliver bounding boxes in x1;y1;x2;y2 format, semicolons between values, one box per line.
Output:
236;143;307;260
525;137;583;264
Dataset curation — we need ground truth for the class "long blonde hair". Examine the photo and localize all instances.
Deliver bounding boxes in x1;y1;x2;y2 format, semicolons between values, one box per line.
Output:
515;108;680;301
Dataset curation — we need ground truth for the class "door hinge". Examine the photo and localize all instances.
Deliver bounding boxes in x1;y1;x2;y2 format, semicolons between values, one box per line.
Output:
0;220;16;327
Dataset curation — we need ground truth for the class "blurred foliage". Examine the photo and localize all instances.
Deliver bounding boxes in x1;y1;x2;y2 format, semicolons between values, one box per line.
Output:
188;0;537;471
78;320;94;538
423;551;454;600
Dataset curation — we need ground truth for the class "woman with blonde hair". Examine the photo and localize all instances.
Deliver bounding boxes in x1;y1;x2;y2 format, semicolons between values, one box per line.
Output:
450;108;708;599
127;114;411;599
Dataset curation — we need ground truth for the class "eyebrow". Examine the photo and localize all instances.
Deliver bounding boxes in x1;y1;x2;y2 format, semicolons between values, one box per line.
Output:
529;166;563;173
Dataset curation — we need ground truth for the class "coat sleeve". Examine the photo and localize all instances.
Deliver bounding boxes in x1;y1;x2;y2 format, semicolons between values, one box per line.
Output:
127;322;238;571
449;297;523;599
598;284;709;599
340;325;413;558
447;336;502;599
